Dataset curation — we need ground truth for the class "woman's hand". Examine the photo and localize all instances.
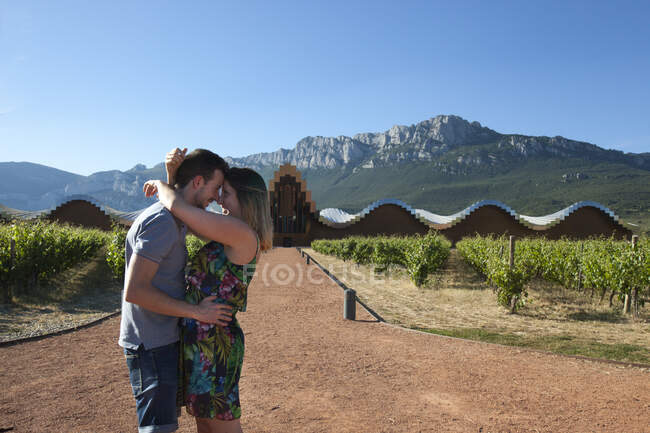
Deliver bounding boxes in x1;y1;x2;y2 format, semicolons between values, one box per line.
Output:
143;179;181;211
166;147;187;185
143;180;159;198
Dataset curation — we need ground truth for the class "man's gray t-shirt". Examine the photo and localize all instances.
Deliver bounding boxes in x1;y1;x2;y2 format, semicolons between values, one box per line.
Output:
118;201;188;350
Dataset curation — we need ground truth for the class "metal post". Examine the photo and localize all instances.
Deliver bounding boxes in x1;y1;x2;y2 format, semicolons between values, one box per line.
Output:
344;289;356;320
630;235;639;317
8;239;15;302
306;255;310;265
508;235;517;313
577;243;584;291
624;236;640;314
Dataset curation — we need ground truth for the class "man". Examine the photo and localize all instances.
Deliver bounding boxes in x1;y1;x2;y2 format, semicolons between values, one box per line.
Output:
119;149;232;433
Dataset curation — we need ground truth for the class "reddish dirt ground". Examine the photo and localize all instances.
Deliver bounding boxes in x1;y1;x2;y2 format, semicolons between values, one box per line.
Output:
1;248;649;433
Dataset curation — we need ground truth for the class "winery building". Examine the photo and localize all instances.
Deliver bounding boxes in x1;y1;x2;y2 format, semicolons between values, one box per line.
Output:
0;165;632;245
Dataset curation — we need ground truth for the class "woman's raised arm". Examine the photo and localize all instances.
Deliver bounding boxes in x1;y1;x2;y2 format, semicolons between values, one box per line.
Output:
143;180;257;262
165;147;187;186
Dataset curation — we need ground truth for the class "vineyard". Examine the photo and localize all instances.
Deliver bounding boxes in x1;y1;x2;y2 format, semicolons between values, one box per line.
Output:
2;220;648;319
312;233;650;316
311;233;451;287
0;220;109;303
0;220;208;303
457;235;649;314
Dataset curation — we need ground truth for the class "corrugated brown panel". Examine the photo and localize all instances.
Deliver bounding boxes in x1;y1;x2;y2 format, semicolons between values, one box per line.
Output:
542;206;630;240
45;200;113;231
298;204;632;247
440;205;533;244
301;204;430;246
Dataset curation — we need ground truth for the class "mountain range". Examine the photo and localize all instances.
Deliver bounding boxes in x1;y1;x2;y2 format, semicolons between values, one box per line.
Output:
2;115;648;233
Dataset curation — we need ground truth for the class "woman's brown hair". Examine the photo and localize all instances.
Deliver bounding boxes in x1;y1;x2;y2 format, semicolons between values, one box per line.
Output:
225;167;273;252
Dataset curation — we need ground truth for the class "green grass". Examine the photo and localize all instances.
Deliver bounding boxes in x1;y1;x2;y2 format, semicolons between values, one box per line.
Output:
411;326;650;365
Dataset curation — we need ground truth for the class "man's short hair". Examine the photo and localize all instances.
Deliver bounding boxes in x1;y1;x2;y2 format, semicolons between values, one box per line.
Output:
175;149;229;188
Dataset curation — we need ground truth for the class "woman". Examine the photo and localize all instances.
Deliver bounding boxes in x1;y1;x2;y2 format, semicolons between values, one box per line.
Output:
145;148;272;433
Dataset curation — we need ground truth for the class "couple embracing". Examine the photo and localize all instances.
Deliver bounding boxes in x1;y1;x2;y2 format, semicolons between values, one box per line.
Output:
118;148;273;433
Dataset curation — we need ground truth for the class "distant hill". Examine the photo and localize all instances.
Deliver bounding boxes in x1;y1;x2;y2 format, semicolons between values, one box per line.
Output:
1;115;648;233
0;162;166;211
0;162;85;211
0;162;84;195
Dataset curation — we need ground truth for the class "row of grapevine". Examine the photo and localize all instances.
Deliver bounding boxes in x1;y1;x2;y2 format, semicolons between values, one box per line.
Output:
0;220;109;302
311;233;451;287
456;236;536;312
1;220;214;303
457;235;649;314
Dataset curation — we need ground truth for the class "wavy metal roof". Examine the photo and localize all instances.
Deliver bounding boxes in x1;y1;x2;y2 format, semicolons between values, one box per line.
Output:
318;199;622;230
518;201;619;228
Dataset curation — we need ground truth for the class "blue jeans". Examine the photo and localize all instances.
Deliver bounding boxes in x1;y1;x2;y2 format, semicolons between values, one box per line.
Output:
124;342;180;433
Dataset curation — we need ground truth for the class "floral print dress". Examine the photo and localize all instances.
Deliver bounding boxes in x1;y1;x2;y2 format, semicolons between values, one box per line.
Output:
181;240;257;420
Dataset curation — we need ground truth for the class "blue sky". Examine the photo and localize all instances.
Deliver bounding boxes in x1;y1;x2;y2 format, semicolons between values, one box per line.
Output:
1;0;649;175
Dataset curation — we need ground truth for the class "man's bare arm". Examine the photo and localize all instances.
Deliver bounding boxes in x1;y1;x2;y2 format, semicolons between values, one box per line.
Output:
124;253;232;325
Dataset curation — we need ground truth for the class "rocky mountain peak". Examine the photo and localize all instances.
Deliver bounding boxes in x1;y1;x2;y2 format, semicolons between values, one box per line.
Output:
355;115;499;150
219;114;648;173
228;114;504;170
127;163;147;172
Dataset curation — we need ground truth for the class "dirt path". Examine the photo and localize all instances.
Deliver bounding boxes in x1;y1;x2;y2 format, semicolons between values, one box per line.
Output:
1;248;648;433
